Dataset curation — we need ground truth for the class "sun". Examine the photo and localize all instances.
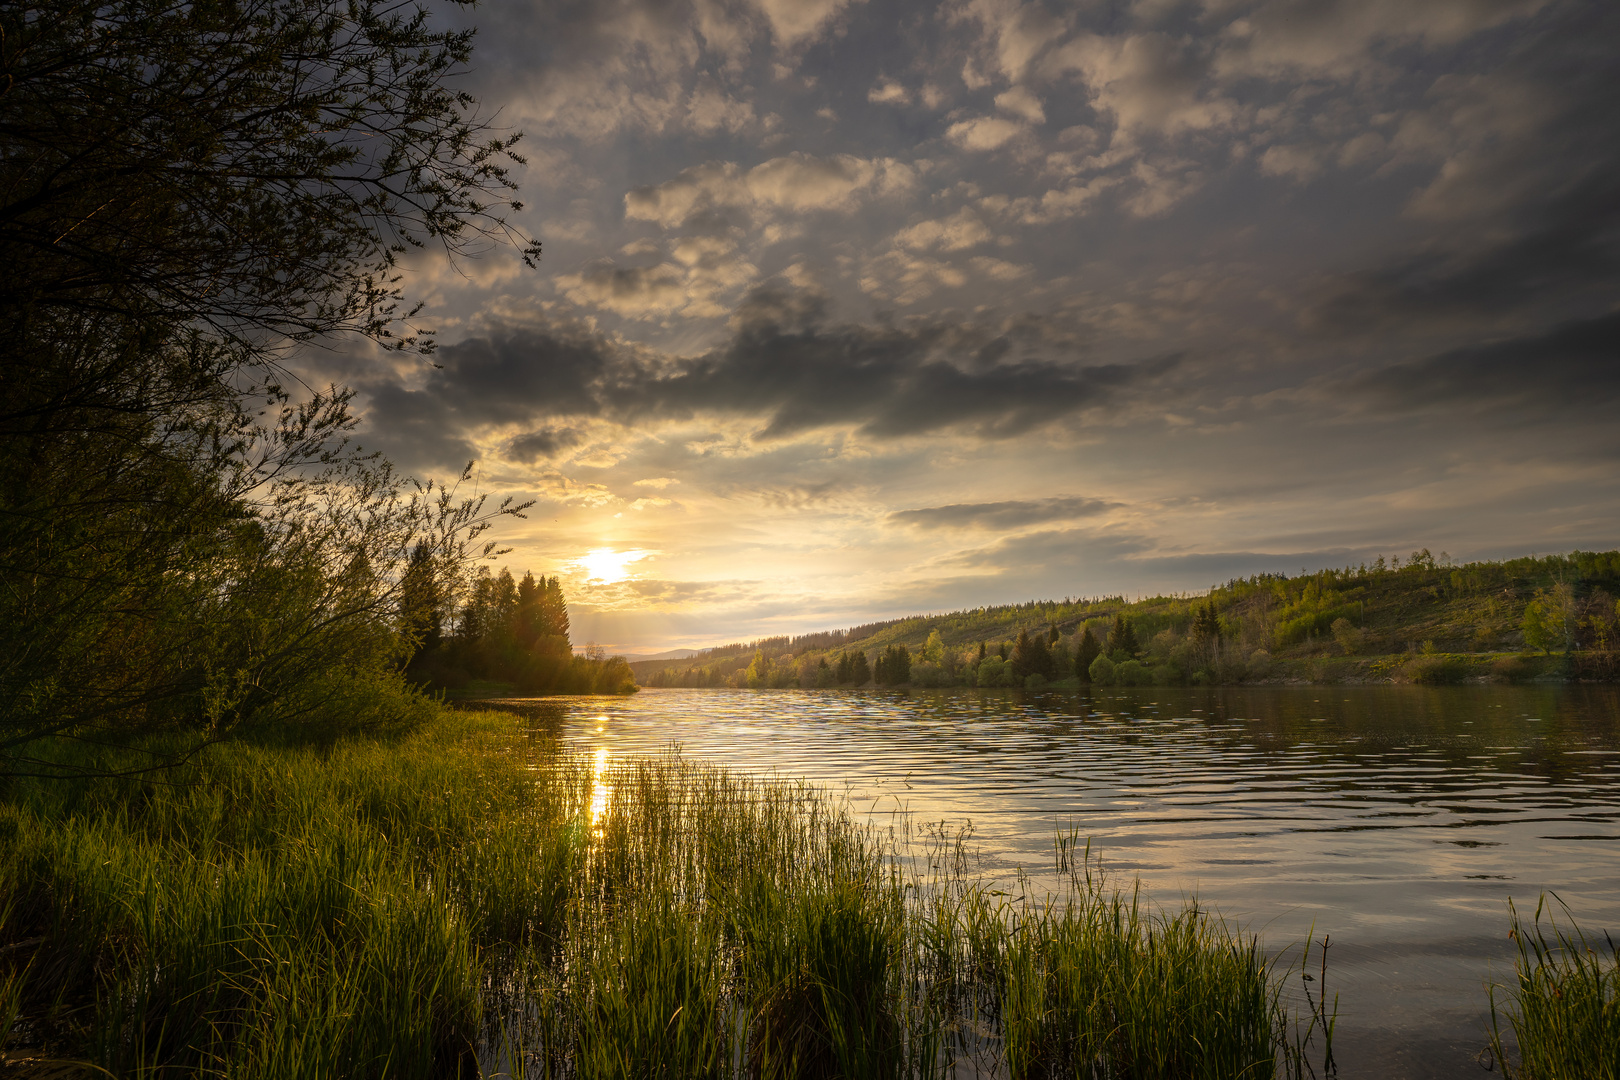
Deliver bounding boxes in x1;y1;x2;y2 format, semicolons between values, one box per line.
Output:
574;548;647;583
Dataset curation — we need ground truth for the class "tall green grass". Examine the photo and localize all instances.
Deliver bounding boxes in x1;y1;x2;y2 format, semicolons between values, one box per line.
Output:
1488;895;1620;1080
0;711;1335;1078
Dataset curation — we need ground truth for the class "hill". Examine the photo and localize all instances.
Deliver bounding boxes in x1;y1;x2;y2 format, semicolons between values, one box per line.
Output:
630;549;1620;689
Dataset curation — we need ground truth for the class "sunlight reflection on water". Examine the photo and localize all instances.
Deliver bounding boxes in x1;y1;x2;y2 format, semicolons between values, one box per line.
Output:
493;684;1620;1079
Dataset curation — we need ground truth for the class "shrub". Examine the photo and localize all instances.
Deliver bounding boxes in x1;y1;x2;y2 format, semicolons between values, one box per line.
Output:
1114;660;1152;686
1151;664;1180;686
911;662;946;688
1330;617;1363;656
1023;673;1048;691
1088;655;1116;686
977;655;1015;687
1404;655;1468;684
1246;650;1273;680
1491;654;1540;683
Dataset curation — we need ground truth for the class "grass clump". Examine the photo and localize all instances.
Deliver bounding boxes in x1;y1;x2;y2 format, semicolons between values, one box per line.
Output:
1;712;1335;1078
1488;895;1620;1079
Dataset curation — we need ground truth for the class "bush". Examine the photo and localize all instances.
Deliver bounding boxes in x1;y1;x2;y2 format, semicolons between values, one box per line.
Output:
911;662;946;688
1151;664;1181;686
1088;655;1116;686
1023;673;1048;691
977;655;1015;687
249;670;442;745
1492;654;1541;683
1404;655;1468;684
1115;660;1152;686
1246;650;1273;680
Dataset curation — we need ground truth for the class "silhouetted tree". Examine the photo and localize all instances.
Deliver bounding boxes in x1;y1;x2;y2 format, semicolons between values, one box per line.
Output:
1074;627;1101;682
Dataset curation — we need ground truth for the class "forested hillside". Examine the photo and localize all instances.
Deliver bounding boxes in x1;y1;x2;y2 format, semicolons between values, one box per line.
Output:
634;549;1620;689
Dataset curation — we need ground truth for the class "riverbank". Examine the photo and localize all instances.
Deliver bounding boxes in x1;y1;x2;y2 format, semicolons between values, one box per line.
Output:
0;709;1340;1077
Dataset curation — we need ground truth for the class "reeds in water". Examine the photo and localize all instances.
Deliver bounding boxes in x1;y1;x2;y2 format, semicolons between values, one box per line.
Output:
1488;894;1620;1080
0;711;1336;1078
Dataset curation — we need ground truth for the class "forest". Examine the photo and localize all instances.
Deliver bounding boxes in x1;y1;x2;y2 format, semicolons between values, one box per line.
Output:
635;548;1620;690
403;560;634;695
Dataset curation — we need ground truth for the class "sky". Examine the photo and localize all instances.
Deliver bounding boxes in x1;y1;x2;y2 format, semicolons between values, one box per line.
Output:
306;0;1620;654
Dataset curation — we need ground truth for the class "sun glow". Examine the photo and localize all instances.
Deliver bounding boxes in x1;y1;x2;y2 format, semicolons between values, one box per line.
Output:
573;547;649;583
588;745;612;832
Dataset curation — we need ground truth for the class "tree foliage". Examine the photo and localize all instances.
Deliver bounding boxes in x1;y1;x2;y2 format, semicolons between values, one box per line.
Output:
0;0;539;773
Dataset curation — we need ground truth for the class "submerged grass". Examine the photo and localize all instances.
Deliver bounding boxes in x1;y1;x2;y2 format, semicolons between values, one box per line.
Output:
1488;895;1620;1080
0;711;1335;1078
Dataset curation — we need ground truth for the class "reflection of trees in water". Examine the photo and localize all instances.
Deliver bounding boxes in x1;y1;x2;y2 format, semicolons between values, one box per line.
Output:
1084;685;1618;788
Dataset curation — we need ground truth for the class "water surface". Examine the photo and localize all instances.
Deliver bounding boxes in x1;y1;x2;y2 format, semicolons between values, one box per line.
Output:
510;684;1620;1078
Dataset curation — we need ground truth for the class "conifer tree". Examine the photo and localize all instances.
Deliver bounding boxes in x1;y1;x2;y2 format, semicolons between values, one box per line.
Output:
851;650;872;685
1108;614;1138;659
1074;627;1101;681
1010;628;1052;680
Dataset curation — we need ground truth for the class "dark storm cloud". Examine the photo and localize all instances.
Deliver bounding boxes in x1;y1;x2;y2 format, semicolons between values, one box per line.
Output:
1304;180;1620;336
1348;311;1620;413
360;288;1182;460
506;425;586;463
1299;4;1620;338
888;497;1115;531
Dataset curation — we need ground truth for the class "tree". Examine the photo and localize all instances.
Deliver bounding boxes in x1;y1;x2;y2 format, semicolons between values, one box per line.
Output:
400;542;445;654
1009;629;1052;680
1108;615;1138;659
0;0;538;773
1522;585;1574;655
1074;627;1101;682
1192;602;1221;644
0;0;536;363
850;650;872;685
1330;617;1364;656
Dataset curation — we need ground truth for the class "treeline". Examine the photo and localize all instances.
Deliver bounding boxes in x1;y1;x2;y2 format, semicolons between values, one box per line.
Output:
404;561;634;696
636;549;1620;689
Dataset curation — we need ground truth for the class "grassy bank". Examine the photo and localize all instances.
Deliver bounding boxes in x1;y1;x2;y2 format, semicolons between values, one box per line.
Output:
1;710;1336;1078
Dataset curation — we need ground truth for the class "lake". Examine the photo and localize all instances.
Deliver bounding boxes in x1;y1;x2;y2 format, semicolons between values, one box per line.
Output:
505;684;1620;1078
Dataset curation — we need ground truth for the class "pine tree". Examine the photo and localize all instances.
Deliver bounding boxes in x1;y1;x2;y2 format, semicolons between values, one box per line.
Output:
1074;627;1101;681
1010;628;1050;680
851;650;871;685
1108;614;1138;659
1192;601;1221;643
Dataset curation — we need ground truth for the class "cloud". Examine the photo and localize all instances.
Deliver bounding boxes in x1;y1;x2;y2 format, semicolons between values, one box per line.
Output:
507;425;586;462
869;78;910;104
889;496;1115;530
994;85;1046;124
751;0;862;47
1303;176;1620;334
1345;311;1620;415
557;262;690;317
1045;32;1235;137
358;289;1186;463
1214;0;1551;81
623;153;904;230
894;208;993;252
946;116;1027;151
